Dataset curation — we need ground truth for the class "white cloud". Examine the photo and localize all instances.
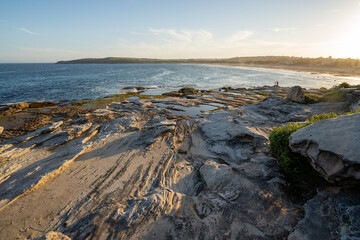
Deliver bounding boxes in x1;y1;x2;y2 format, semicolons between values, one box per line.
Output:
226;30;253;43
149;28;213;46
328;9;339;13
358;2;360;6
270;27;297;32
12;26;39;35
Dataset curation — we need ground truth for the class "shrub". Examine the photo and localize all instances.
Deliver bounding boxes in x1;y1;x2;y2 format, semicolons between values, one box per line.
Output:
320;89;346;102
304;93;322;103
338;82;352;88
269;110;359;195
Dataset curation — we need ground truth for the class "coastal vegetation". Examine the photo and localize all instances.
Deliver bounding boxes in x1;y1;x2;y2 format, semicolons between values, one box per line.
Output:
304;82;360;103
269;109;359;194
57;56;360;68
57;56;360;76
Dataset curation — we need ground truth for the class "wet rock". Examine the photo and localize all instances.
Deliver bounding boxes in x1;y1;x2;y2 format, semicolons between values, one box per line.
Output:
289;113;360;183
162;87;199;97
122;86;146;91
287;86;305;103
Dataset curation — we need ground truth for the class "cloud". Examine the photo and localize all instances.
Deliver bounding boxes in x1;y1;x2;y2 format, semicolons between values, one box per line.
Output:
328;9;339;13
12;26;39;35
18;47;78;54
270;27;297;32
226;30;253;43
149;28;212;46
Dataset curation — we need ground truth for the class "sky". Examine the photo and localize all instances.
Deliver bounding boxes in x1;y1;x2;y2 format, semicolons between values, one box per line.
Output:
0;0;360;63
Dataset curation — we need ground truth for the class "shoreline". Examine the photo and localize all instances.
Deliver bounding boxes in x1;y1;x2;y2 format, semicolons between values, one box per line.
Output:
201;62;360;78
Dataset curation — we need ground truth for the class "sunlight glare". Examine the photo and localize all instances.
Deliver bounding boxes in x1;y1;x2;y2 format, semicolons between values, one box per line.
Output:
339;17;360;59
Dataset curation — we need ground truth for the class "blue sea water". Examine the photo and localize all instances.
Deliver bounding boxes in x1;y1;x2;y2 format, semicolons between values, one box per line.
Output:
0;63;359;105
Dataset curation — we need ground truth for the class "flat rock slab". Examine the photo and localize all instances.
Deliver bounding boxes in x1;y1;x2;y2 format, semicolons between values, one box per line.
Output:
289;113;360;182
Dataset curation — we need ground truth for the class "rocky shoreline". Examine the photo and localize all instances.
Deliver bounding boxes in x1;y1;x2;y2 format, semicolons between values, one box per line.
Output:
0;85;359;239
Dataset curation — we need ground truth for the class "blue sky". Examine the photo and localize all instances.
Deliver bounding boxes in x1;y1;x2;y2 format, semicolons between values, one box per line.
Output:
0;0;360;62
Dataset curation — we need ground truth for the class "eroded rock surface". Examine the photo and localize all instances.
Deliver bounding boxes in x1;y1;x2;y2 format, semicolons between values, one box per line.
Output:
289;113;360;183
0;87;357;239
289;187;360;240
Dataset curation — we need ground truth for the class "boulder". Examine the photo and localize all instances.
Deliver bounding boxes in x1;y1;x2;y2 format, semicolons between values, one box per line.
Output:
0;126;3;135
289;113;360;183
179;87;198;95
287;86;305;103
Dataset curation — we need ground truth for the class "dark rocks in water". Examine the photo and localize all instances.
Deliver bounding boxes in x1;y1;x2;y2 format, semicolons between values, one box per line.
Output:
162;87;199;97
287;86;305;103
162;91;183;97
289;113;360;183
122;86;147;91
179;87;199;95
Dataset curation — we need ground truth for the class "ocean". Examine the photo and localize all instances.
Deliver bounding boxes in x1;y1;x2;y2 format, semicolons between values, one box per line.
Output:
0;63;359;105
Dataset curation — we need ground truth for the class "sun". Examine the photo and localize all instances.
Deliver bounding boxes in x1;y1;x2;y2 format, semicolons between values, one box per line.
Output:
338;17;360;59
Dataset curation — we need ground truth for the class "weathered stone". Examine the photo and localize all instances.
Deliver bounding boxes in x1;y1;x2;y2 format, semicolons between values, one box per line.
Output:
199;160;233;190
287;86;305;103
1;86;358;240
44;231;71;240
289;113;360;182
288;188;360;240
0;126;3;135
345;93;360;111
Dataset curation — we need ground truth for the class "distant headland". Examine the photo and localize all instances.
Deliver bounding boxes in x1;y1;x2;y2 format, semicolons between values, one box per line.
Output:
57;56;360;77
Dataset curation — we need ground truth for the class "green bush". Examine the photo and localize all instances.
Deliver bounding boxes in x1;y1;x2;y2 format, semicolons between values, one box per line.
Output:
320;89;346;102
269;110;359;195
338;82;352;88
304;93;322;103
